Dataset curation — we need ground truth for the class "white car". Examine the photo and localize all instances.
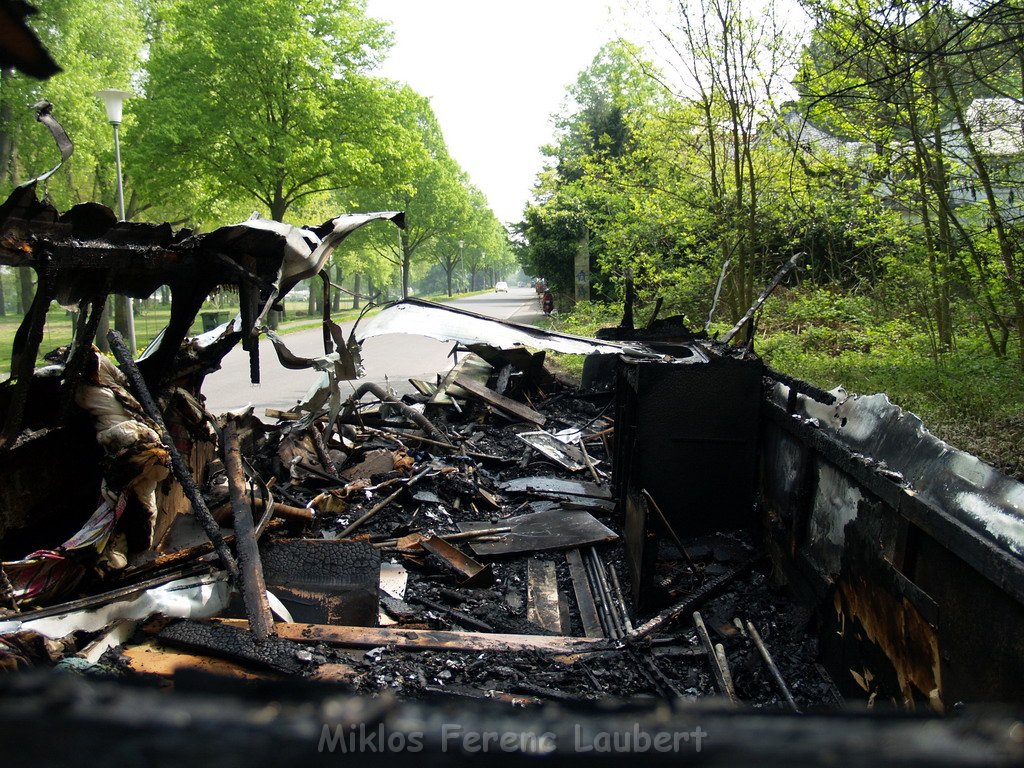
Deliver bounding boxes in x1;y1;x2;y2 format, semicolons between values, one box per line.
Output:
494;281;509;292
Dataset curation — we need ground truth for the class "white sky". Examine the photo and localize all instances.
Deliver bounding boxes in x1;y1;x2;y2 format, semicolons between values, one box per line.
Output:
365;0;636;226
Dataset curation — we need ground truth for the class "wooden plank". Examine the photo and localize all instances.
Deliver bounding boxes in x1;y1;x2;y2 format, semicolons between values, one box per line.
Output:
213;619;609;655
430;354;492;405
566;548;604;638
527;559;565;633
498;476;614;500
453;373;546;426
408;379;438;396
264;408;301;421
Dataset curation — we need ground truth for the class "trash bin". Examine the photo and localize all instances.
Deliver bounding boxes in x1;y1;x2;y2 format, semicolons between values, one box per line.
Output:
200;311;228;332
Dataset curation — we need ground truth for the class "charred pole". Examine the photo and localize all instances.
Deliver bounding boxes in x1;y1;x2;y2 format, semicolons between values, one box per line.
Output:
221;417;275;641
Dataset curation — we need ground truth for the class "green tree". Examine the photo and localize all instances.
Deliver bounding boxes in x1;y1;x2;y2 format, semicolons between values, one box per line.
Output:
797;0;1024;363
352;87;473;298
132;0;391;224
0;0;145;208
519;40;662;304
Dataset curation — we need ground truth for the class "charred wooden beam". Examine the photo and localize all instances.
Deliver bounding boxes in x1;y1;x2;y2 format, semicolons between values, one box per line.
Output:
342;382;451;445
59;295;108;419
747;620;800;713
628;557;756;640
0;264;50;448
694;610;738;705
336;466;431;539
215;618;610;655
453;373;546;426
221;417;274;641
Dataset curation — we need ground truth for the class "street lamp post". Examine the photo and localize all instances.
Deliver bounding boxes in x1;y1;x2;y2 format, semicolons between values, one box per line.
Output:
95;89;136;353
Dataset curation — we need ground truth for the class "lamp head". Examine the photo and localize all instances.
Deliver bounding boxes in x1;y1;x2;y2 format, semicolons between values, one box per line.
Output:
94;89;134;125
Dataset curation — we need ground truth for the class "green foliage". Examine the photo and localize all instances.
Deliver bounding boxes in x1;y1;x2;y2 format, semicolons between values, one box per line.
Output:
517;41;664;302
0;0;145;208
132;0;392;225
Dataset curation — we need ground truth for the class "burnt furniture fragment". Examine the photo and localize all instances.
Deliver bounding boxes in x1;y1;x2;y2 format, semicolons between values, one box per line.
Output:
260;539;379;627
614;346;762;609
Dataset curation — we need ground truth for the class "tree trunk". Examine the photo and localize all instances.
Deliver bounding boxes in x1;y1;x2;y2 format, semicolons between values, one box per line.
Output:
400;231;412;298
0;269;6;316
160;285;170;306
18;267;33;314
446;267;453;297
270;182;287;223
353;273;361;309
332;265;342;312
0;69;14;185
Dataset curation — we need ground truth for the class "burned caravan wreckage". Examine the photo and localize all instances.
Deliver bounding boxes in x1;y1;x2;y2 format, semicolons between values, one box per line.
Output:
0;186;1022;762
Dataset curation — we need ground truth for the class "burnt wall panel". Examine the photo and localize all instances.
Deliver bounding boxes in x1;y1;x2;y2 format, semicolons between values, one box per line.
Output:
760;395;1024;709
616;354;763;539
910;533;1024;704
759;426;804;527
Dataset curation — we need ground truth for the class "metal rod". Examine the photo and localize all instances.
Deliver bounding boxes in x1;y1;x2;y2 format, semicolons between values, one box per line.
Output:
586;548;621;639
111;122;136;352
747;620;800;712
583;547;616;639
641;488;693;564
591;548;625;636
722;252;804;345
106;330;239;581
705;256;732;331
607;564;633;633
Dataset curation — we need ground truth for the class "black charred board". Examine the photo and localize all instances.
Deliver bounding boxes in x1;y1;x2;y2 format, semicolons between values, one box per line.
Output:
457;509;618;556
260;539;379;626
498;477;614;500
157;620;308;675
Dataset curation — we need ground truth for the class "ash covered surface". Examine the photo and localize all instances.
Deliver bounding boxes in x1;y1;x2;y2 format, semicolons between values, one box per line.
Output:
0;333;832;711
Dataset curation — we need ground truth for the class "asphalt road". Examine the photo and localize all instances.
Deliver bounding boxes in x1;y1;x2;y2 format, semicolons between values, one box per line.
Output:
202;286;544;416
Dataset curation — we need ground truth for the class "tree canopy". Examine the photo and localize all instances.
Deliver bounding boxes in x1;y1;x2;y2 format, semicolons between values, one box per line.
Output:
131;0;393;224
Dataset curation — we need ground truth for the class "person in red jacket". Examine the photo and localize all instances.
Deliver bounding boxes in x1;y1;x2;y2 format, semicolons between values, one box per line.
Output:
542;289;554;316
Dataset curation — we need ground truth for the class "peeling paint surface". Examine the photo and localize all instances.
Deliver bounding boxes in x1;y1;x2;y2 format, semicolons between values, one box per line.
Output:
808;463;864;575
772;383;1024;560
